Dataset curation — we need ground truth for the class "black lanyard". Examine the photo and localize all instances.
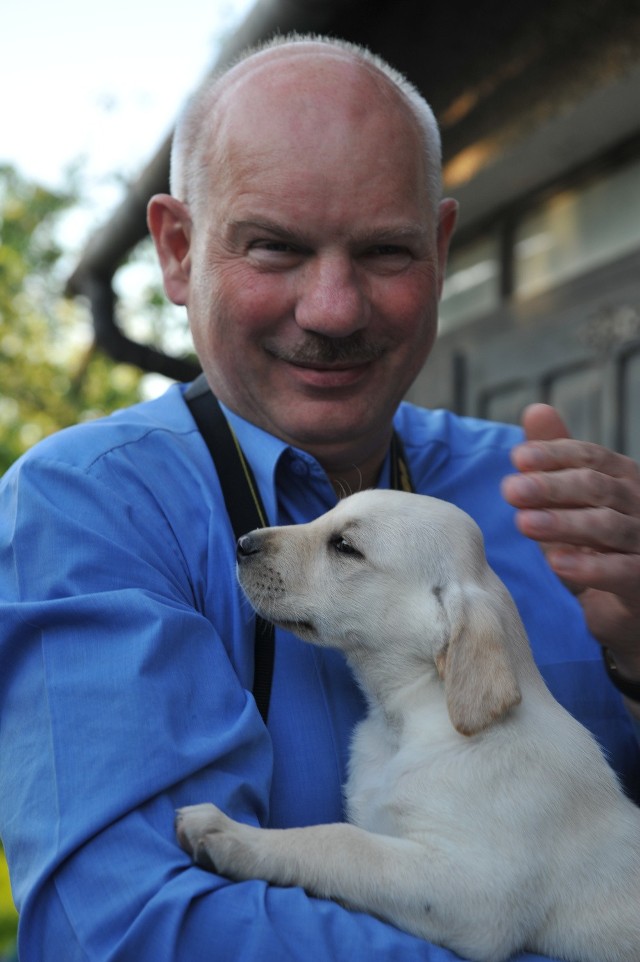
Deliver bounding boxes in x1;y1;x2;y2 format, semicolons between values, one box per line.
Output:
184;374;413;724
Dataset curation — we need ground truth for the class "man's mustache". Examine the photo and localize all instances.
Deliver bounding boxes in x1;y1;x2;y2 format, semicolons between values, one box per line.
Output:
268;333;387;366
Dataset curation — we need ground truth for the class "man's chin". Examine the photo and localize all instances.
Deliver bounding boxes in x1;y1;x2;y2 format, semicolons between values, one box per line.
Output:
271;399;394;453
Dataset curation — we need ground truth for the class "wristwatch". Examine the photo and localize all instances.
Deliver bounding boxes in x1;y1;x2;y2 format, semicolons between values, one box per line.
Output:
602;647;640;703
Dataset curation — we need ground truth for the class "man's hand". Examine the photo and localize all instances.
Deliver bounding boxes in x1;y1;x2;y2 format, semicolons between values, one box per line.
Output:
501;404;640;685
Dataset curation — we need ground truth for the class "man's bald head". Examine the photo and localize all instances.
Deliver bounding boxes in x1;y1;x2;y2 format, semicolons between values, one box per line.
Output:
170;34;443;218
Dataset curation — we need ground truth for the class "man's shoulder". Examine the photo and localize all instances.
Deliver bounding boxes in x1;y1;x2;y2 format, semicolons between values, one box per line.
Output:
10;384;196;477
395;402;524;460
0;384;219;568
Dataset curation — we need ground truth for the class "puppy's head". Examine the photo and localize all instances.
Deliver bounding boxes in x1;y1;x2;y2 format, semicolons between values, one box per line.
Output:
237;490;522;735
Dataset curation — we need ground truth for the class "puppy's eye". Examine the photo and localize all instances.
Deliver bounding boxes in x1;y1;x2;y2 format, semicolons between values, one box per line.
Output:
330;535;363;558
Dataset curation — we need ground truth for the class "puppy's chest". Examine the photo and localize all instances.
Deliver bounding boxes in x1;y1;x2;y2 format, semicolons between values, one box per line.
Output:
345;717;418;835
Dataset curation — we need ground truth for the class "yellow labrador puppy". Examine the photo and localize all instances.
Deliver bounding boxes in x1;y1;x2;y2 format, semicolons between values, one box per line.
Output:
177;490;640;962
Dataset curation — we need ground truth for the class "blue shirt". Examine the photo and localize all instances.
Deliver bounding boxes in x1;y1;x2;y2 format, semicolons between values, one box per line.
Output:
0;383;638;962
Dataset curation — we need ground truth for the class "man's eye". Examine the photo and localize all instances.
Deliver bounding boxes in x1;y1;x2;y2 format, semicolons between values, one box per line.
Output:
362;245;413;272
371;245;407;256
255;240;296;253
329;535;363;558
248;240;306;267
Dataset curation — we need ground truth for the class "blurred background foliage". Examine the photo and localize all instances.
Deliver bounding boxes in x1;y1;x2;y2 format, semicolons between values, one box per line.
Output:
0;161;178;954
0;849;17;960
0;162;147;475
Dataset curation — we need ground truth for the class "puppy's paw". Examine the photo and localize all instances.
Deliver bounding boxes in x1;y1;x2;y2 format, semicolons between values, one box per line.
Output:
175;803;229;855
175;803;263;881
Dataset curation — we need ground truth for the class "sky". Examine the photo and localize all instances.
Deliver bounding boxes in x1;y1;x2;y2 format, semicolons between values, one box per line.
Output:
1;0;256;237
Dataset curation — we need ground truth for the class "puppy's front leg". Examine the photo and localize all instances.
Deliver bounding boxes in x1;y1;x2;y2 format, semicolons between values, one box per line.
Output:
176;803;435;941
177;803;281;881
177;803;363;891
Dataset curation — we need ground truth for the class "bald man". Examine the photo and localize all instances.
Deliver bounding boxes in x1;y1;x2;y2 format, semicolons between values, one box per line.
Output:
1;34;638;962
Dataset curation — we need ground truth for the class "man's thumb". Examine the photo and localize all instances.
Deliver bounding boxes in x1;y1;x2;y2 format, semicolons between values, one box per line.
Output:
521;403;572;442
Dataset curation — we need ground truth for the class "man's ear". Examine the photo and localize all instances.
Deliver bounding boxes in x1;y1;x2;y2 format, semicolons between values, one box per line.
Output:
435;197;458;300
147;194;192;306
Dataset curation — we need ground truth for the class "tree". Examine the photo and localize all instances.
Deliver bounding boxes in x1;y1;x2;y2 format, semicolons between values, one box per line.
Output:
0;163;145;475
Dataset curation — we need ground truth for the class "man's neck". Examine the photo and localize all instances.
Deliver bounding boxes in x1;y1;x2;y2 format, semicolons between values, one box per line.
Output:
324;444;390;497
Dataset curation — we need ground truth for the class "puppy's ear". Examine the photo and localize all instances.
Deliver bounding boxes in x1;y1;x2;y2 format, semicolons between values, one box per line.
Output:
437;584;521;736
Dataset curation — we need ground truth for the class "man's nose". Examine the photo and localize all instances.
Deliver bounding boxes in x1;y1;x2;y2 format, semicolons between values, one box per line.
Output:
294;255;369;337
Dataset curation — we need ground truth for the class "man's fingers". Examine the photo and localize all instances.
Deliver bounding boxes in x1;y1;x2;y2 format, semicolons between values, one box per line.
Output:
543;546;640;596
510;436;640;479
502;467;640;514
514;506;640;554
510;406;640;656
513;403;640;481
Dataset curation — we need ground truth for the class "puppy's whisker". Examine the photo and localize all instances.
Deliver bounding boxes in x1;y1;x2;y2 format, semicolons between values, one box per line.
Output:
334;466;363;499
239;593;264;620
335;478;350;499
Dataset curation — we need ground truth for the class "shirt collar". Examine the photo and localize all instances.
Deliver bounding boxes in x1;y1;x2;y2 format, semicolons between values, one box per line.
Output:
218;403;289;526
219;402;396;524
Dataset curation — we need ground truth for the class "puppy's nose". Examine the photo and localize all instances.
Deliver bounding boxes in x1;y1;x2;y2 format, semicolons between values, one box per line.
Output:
237;533;262;560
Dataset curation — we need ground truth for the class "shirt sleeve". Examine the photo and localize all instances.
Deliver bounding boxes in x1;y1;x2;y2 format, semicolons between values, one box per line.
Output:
0;454;566;962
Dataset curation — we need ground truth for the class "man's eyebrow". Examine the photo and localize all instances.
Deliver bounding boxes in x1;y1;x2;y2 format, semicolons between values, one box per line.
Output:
353;225;430;245
229;219;431;248
230;219;306;243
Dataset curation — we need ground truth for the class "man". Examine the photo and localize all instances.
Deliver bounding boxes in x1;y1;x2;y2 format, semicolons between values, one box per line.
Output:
0;34;638;962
